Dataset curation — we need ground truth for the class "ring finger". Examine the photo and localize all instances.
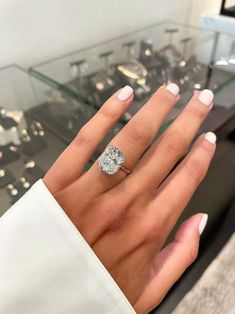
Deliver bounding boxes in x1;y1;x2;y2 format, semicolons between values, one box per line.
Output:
123;88;214;201
68;83;180;199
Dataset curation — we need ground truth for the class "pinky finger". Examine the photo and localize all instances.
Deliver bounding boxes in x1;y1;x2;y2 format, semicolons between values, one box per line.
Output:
134;213;208;314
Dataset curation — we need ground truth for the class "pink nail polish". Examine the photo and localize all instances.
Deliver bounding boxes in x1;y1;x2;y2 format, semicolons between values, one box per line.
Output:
117;86;133;101
198;89;214;106
166;83;179;96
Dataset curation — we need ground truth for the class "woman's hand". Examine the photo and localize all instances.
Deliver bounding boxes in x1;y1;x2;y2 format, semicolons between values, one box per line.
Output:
44;84;216;313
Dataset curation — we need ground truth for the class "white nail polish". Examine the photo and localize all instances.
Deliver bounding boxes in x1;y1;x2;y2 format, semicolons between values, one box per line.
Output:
166;83;179;96
117;86;133;101
205;132;217;144
199;214;208;235
198;89;214;106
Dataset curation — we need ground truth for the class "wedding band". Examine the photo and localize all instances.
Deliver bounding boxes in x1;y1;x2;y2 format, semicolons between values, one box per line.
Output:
98;146;131;175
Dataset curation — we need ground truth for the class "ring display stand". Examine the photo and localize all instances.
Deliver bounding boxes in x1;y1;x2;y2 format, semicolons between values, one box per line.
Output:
29;21;235;140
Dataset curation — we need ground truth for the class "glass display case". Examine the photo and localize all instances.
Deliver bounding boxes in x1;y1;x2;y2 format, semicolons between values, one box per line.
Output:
2;22;235;216
1;24;235;313
0;65;99;215
30;22;235;135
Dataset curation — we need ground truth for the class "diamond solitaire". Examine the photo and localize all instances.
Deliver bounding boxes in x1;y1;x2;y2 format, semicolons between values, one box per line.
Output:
98;146;126;175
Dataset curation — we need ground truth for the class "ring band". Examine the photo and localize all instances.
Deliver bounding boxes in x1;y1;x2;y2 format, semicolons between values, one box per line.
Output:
120;165;131;175
98;146;131;175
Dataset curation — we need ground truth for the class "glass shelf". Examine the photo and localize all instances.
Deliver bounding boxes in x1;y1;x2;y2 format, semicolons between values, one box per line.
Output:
0;65;97;214
29;21;235;133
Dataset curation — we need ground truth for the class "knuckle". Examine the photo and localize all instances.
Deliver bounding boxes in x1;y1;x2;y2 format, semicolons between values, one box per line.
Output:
184;105;206;121
185;158;205;184
99;105;119;121
162;131;186;156
125;126;152;146
201;139;216;153
156;90;176;105
74;126;94;146
188;242;199;263
139;217;163;243
175;237;199;265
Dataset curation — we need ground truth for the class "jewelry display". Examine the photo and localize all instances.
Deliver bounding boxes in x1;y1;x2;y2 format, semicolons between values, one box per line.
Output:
0;167;15;188
0;108;27;143
26;24;235;157
7;184;18;197
0;25;233;215
47;90;79;117
30;122;45;137
114;40;151;100
83;50;117;107
0;144;20;165
70;59;88;95
19;177;31;189
23;160;45;184
6;182;22;204
84;69;117;105
20;121;47;156
0;107;17;129
0;168;5;177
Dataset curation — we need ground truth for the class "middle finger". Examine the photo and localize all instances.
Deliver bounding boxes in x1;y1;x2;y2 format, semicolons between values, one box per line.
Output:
76;83;180;198
123;89;214;200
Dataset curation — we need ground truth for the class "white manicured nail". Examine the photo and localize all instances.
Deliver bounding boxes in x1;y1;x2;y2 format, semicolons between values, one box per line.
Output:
198;89;214;106
166;83;179;96
117;86;133;101
199;214;208;235
205;132;217;144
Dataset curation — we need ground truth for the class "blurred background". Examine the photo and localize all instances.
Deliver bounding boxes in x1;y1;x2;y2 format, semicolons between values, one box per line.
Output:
0;0;223;67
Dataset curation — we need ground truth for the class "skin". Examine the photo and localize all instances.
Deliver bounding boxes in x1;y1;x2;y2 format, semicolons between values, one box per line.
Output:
44;84;216;314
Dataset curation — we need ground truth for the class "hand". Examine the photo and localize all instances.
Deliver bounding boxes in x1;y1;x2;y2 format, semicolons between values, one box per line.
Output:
44;84;216;313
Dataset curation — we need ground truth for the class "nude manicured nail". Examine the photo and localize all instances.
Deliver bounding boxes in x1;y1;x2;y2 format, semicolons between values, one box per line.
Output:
205;132;217;144
117;86;133;101
166;83;179;96
199;214;208;235
198;89;214;106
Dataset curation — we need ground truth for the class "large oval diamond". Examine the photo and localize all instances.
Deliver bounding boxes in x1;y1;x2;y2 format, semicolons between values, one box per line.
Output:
98;146;125;175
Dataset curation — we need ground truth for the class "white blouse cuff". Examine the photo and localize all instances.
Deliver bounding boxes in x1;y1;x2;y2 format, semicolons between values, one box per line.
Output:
0;179;136;314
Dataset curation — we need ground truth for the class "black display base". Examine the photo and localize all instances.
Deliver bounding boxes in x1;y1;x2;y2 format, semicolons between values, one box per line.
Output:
0;145;20;165
20;137;47;156
23;163;45;184
0;116;17;129
0;169;15;188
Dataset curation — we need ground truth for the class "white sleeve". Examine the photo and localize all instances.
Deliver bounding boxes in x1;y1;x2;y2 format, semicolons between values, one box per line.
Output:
0;180;136;314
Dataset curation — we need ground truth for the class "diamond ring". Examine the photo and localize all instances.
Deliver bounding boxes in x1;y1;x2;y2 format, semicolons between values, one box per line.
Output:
98;146;131;175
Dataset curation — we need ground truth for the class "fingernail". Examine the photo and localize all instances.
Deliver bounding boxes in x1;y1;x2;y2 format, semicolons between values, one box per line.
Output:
166;83;179;96
117;86;133;101
205;132;217;144
198;89;214;106
199;214;208;235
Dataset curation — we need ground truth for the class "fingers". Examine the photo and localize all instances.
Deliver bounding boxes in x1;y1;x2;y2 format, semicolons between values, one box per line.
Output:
110;84;179;171
150;132;216;240
134;213;207;314
90;132;215;277
44;86;134;192
127;89;214;197
70;84;180;198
